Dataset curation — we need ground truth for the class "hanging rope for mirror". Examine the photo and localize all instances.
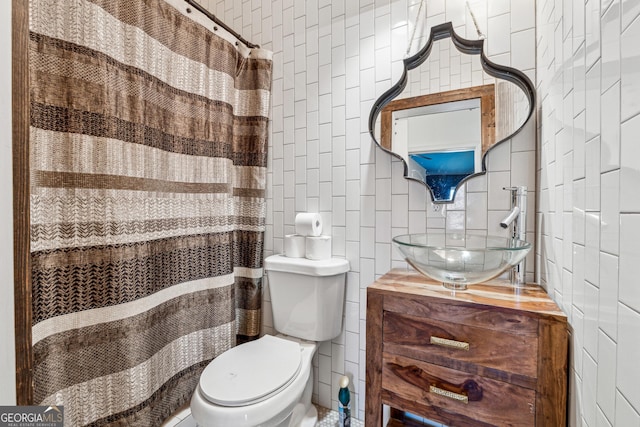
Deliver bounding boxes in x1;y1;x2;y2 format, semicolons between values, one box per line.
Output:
404;0;444;212
184;0;260;49
406;0;426;57
465;1;486;39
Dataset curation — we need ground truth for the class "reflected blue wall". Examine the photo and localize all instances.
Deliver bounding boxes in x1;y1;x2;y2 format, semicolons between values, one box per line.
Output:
410;150;475;200
409;150;474;175
425;174;471;200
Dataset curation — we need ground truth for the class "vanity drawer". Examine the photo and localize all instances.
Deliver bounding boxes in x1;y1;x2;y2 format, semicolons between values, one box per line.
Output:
383;295;540;334
383;311;538;386
382;353;536;427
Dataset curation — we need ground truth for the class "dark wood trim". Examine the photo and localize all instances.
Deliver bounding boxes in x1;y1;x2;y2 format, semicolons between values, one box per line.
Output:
535;318;568;427
13;0;33;405
365;290;384;427
380;84;495;154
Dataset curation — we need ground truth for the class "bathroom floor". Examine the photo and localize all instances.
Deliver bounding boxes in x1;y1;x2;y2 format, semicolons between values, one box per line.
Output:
162;404;364;427
315;405;364;427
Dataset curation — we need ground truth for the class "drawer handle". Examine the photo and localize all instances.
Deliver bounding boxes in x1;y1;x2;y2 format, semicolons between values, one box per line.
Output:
430;336;470;351
429;385;469;404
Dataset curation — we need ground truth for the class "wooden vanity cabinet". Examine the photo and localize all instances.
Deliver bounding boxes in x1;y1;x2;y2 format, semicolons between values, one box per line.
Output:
365;269;568;427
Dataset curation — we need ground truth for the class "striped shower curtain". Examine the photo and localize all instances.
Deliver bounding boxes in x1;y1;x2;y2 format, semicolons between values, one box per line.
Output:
28;0;272;425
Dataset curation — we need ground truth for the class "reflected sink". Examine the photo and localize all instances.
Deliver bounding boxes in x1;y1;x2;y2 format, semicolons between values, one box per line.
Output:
392;233;531;290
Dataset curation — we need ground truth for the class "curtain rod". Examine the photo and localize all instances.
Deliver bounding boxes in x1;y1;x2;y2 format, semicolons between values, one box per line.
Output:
183;0;260;49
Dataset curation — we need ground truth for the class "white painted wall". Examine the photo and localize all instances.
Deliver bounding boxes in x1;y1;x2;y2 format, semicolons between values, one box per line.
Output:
0;1;17;406
406;107;481;154
536;0;640;425
200;0;536;421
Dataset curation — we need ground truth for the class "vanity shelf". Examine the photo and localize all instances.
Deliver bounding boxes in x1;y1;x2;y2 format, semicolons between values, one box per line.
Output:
365;269;568;427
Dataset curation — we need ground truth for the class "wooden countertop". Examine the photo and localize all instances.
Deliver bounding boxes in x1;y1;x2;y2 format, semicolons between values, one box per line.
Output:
369;268;567;322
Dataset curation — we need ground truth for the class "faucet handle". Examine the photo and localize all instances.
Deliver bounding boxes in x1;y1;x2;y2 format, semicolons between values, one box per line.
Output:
503;186;527;195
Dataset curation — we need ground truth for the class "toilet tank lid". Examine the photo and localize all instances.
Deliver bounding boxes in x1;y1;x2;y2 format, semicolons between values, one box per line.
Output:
264;254;350;276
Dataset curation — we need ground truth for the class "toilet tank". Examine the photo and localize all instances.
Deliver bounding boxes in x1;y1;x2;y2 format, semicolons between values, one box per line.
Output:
264;255;349;342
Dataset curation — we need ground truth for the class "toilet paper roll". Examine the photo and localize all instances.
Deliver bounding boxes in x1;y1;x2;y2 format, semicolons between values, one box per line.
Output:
305;235;332;260
284;234;306;258
294;212;323;236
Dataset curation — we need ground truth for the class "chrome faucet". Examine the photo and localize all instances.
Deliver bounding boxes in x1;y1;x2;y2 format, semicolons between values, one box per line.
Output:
500;186;527;286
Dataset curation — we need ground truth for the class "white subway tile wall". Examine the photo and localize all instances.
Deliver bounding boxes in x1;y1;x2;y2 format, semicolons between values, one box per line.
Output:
199;0;535;421
537;0;640;425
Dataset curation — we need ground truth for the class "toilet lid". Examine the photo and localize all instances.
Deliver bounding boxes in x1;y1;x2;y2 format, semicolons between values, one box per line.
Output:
199;335;302;407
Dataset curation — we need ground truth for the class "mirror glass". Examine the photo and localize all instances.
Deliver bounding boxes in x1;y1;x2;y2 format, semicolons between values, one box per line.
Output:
369;23;535;203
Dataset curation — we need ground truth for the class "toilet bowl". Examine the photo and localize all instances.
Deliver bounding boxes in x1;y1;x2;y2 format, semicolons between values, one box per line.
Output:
191;335;317;427
191;255;349;427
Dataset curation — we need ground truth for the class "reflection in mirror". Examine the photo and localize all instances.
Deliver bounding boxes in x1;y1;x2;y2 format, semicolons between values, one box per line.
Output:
380;85;494;200
369;22;535;203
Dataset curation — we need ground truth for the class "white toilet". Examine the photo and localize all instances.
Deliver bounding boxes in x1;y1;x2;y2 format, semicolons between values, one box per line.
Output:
191;254;350;427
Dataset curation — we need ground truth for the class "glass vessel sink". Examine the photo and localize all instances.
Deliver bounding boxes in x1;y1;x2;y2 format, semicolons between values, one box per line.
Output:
392;233;531;290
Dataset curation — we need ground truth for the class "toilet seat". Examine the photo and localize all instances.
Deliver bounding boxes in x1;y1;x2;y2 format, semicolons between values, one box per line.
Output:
199;335;302;407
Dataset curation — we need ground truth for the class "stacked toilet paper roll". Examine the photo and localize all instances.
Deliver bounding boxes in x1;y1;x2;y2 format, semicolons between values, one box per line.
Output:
283;213;332;260
294;212;323;236
305;235;332;260
284;213;325;258
284;234;306;258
